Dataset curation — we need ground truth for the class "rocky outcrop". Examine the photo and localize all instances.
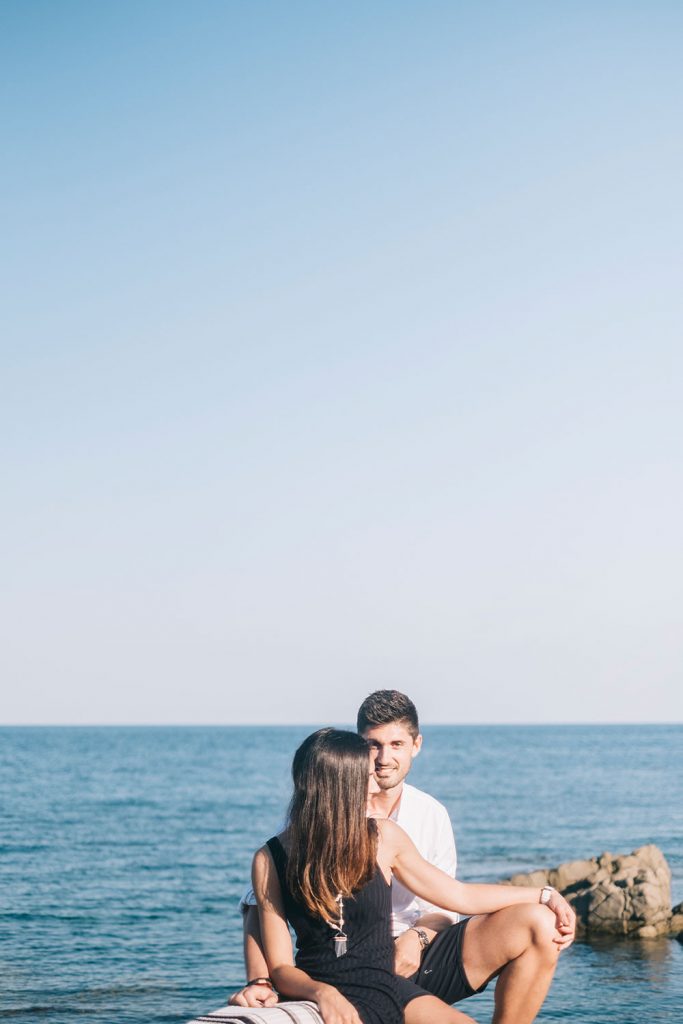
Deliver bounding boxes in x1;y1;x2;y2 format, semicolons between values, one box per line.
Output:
501;844;681;939
670;902;683;940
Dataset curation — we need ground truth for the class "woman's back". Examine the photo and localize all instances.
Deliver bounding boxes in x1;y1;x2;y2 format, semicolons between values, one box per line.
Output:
266;836;404;1024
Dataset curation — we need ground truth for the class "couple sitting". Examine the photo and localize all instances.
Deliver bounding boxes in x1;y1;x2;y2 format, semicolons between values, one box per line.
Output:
230;691;575;1024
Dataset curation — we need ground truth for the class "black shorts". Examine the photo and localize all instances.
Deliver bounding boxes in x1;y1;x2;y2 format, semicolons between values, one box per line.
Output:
396;918;489;1007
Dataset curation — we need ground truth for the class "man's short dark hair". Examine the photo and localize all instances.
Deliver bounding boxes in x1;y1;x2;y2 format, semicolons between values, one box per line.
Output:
356;690;420;739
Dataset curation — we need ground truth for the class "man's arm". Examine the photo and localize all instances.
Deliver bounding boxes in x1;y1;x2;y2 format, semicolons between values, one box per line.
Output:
244;906;273;987
412;804;458;914
228;904;279;1007
393;911;456;977
393;804;459;977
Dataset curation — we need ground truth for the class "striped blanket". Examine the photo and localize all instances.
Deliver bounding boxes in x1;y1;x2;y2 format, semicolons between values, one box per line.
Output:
188;1003;323;1024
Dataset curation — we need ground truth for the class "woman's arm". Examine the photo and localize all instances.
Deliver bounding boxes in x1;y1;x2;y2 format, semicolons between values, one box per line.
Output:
378;820;575;935
251;847;363;1024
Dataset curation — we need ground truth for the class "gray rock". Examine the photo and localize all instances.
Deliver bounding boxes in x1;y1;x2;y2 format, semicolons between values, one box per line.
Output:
500;844;678;938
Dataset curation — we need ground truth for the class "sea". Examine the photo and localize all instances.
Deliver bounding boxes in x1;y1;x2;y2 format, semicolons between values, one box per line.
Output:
1;725;681;1024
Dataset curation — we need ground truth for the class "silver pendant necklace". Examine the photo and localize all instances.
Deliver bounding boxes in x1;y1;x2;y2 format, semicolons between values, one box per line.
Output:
333;893;347;956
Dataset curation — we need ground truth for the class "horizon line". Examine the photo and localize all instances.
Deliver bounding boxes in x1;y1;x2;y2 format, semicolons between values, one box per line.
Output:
1;721;681;728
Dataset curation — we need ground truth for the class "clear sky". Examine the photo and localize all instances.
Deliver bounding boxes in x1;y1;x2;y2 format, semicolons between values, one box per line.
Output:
2;2;682;724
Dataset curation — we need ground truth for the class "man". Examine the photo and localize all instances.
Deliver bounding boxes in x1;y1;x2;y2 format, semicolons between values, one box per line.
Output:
231;691;574;1023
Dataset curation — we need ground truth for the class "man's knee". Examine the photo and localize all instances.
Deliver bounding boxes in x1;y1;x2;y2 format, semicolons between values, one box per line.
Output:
518;904;560;957
463;904;559;985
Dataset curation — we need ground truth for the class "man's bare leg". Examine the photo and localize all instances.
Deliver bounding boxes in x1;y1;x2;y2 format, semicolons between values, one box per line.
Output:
462;904;561;1024
405;995;477;1024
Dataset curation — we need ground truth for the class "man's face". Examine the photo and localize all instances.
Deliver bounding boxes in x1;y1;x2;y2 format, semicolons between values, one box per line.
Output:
362;721;422;792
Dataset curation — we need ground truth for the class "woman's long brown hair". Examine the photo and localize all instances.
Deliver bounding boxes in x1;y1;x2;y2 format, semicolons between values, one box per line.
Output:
285;728;377;921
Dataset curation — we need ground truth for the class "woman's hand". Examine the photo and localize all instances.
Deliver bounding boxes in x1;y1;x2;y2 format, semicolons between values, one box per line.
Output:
315;983;363;1024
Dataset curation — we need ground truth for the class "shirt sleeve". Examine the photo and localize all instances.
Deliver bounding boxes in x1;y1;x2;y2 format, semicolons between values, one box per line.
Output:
239;885;257;914
432;806;457;879
413;805;459;922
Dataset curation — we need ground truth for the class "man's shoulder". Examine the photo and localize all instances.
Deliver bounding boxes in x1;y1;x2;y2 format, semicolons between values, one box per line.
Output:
400;782;451;821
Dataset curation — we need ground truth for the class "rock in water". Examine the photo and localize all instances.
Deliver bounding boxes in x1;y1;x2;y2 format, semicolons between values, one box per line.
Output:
502;844;680;938
669;902;683;940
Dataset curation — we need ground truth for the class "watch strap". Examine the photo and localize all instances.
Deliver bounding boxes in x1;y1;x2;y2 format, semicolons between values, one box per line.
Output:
409;926;431;949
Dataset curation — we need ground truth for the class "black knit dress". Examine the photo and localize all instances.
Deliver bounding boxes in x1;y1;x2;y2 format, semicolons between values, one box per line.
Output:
266;836;422;1024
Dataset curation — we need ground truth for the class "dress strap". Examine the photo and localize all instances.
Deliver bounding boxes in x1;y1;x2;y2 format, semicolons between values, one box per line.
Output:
266;835;287;873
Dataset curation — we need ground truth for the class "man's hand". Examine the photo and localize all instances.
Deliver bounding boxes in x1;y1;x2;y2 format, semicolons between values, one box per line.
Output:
546;890;576;950
315;983;362;1024
228;982;279;1008
393;927;423;978
393;914;452;976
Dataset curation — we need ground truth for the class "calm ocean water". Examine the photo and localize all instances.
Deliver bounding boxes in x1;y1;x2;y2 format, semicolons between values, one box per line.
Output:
1;725;681;1024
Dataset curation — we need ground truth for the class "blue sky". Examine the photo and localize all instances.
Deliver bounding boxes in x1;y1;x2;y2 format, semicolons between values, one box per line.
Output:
2;2;682;723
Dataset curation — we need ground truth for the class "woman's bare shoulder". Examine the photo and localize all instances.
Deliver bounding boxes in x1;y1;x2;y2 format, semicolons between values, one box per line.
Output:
253;830;289;862
252;845;271;875
375;817;408;850
252;844;285;909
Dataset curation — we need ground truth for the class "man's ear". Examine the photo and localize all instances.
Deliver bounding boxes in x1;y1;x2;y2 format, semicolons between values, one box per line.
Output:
411;734;423;758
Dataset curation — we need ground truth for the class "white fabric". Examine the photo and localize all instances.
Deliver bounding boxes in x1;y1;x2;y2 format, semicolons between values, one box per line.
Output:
239;784;458;936
389;782;458;936
188;1002;323;1023
240;886;257;915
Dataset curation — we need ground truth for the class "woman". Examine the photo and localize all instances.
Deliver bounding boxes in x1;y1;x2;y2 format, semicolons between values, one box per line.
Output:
252;729;573;1024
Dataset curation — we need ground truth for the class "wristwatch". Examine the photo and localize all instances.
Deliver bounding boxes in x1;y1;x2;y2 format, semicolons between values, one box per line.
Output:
539;886;555;905
409;926;431;950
